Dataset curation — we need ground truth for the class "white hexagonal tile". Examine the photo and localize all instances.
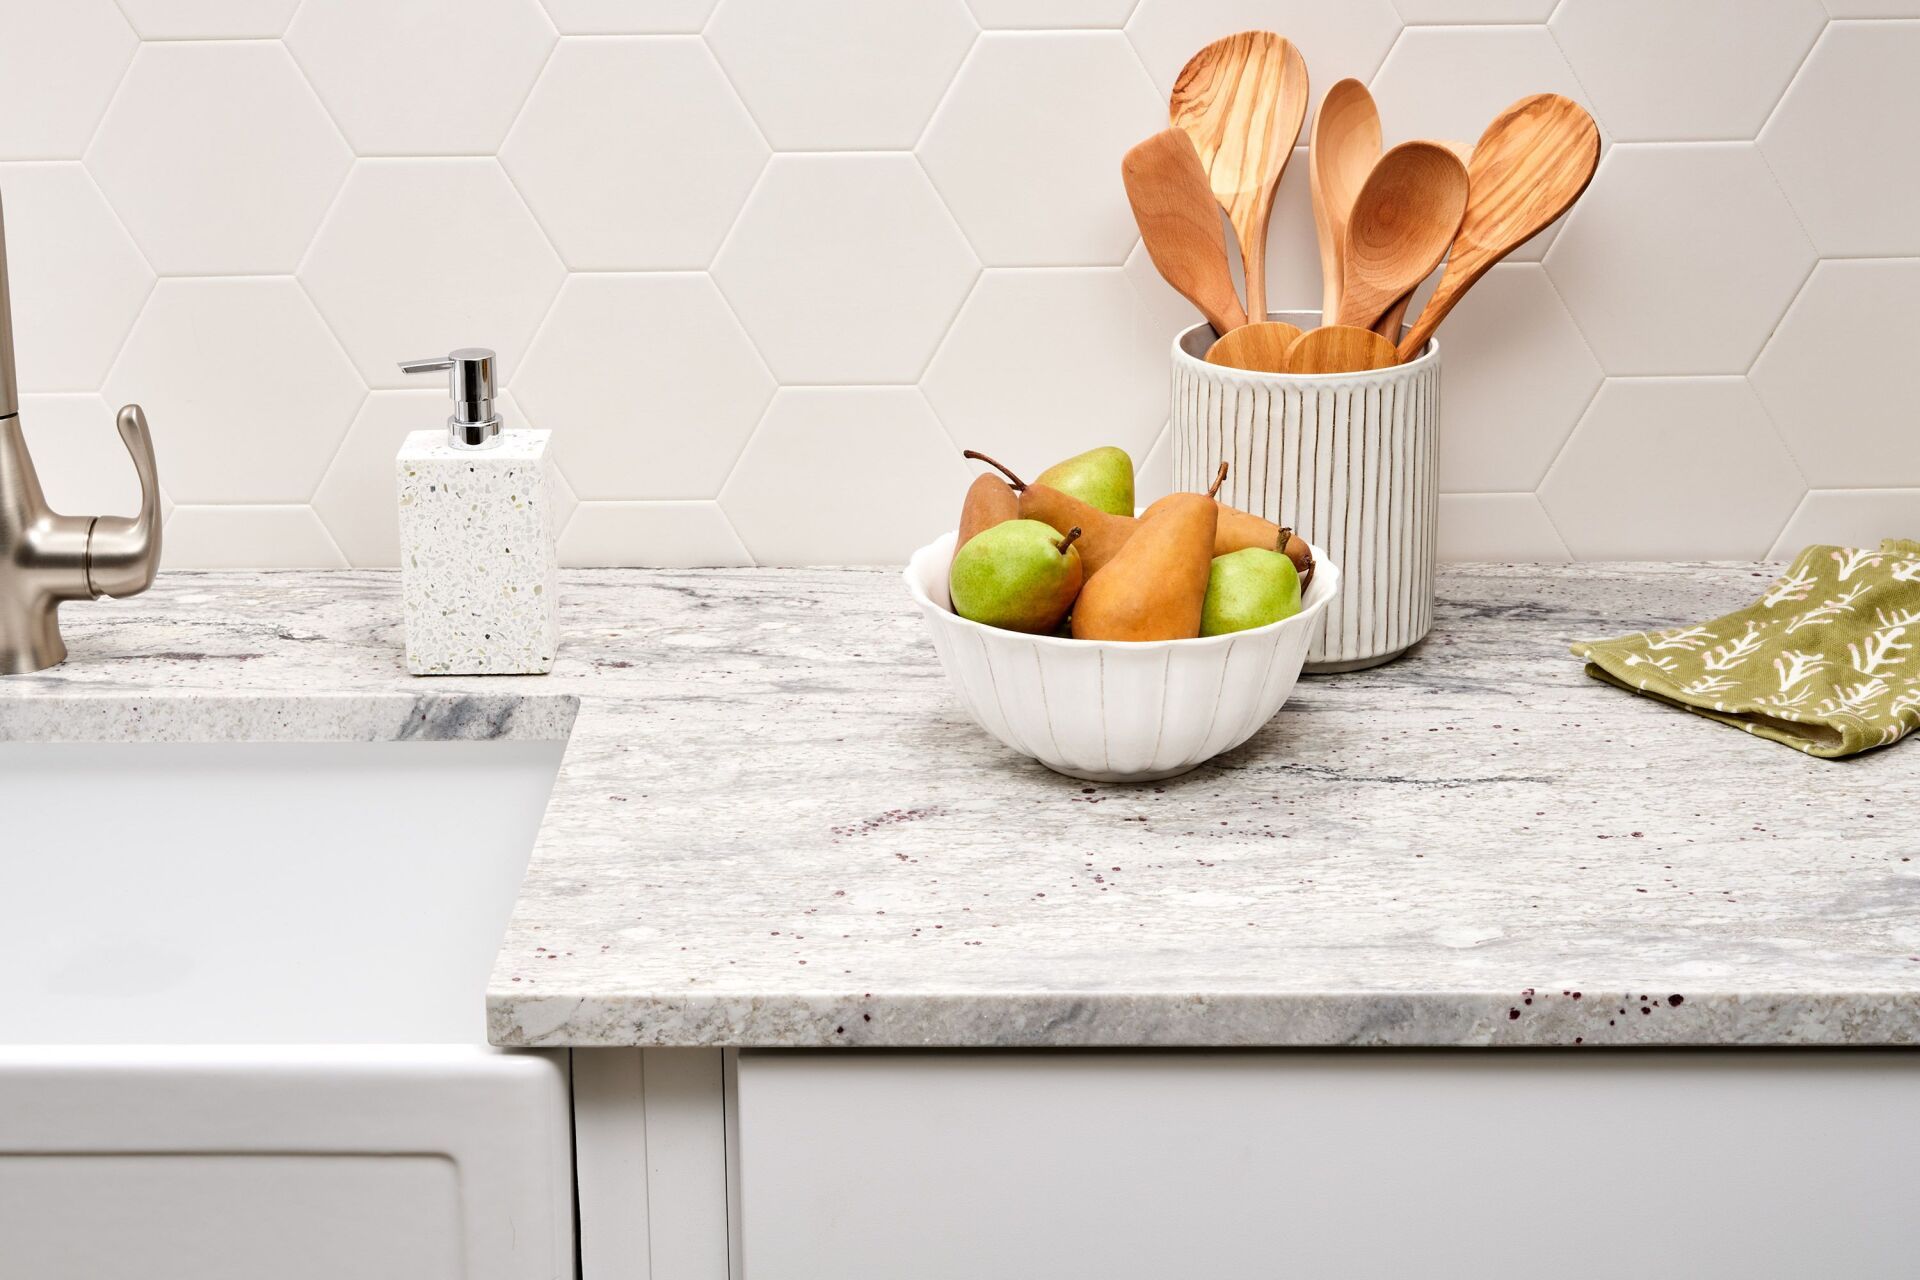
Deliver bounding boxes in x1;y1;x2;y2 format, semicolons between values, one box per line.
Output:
1544;144;1813;376
0;2;134;159
503;38;766;270
706;0;976;150
17;393;145;516
1127;0;1401;105
1137;421;1172;504
1550;0;1824;141
1374;26;1589;147
1437;493;1570;562
514;273;774;500
713;154;977;382
1760;21;1920;257
1252;146;1323;311
540;0;715;32
103;279;366;505
559;502;752;567
115;0;302;38
309;389;570;566
968;0;1136;26
1368;25;1591;263
86;42;350;275
301;160;565;390
164;506;347;570
1539;378;1807;560
1750;260;1920;488
1122;236;1211;339
919;32;1161;267
1391;0;1556;21
1770;490;1920;558
922;267;1172;472
286;0;556;155
0;163;151;391
721;388;971;564
1429;264;1600;493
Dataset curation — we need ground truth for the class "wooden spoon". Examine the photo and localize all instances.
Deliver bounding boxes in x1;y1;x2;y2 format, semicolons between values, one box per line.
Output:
1286;325;1398;374
1396;94;1600;362
1170;31;1309;325
1372;140;1473;339
1122;128;1248;336
1204;321;1304;373
1308;78;1381;325
1334;140;1469;332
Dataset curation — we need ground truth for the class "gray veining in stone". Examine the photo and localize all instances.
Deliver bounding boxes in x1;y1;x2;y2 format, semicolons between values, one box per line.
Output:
4;564;1917;1049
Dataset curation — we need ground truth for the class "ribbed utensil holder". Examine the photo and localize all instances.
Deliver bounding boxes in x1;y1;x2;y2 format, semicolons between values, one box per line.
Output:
1170;311;1440;672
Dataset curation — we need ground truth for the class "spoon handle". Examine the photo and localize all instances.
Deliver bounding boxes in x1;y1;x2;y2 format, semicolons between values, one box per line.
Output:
1239;220;1267;327
1396;258;1475;361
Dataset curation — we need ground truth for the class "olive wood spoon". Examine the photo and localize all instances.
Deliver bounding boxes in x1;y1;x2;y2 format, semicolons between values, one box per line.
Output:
1334;140;1468;332
1204;321;1304;373
1286;325;1398;375
1122;128;1247;336
1170;31;1309;326
1372;140;1473;339
1396;94;1600;362
1308;78;1381;325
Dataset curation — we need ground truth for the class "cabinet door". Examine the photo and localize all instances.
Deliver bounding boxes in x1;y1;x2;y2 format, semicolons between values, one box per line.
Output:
738;1051;1919;1280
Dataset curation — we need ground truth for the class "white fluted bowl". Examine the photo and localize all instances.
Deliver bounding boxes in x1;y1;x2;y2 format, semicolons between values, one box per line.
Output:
905;532;1339;782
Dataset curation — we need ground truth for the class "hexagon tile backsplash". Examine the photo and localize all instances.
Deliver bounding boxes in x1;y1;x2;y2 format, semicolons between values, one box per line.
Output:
3;0;1916;569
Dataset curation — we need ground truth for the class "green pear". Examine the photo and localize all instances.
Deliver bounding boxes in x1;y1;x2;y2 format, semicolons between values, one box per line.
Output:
950;519;1085;634
1200;547;1301;636
1034;446;1134;517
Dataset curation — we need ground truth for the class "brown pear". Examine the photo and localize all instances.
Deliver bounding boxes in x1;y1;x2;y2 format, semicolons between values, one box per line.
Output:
1072;492;1217;642
1017;484;1137;576
953;472;1019;564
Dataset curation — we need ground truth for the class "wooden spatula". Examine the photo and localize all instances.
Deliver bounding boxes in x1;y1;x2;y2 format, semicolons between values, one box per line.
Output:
1396;94;1600;362
1170;31;1309;325
1122;128;1248;336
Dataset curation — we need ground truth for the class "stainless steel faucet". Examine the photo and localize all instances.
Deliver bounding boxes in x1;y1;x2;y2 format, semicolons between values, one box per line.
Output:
0;190;161;675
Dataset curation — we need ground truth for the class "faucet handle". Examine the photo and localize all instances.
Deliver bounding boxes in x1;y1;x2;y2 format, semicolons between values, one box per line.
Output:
87;403;162;599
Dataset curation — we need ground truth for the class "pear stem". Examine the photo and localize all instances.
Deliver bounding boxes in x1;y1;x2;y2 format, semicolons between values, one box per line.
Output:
962;450;1026;490
1208;461;1229;498
1056;526;1083;555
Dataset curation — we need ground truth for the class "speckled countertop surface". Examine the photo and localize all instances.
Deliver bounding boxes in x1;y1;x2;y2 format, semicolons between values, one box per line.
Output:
4;565;1916;1048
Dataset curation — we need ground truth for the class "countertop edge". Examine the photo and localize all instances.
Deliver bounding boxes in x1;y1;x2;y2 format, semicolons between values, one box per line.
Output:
484;990;1920;1050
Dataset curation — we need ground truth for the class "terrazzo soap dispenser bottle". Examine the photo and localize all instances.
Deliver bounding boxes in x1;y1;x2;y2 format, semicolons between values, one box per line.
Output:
396;347;559;675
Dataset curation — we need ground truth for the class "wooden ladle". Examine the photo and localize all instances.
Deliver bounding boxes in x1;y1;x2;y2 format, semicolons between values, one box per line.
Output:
1122;128;1247;336
1372;140;1473;339
1334;140;1469;332
1308;78;1381;325
1170;31;1309;326
1396;94;1600;362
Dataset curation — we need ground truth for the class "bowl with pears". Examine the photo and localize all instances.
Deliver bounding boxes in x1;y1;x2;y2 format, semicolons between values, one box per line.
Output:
904;445;1338;782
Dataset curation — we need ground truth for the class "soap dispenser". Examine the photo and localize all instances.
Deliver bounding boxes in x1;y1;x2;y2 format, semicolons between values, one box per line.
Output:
395;347;559;675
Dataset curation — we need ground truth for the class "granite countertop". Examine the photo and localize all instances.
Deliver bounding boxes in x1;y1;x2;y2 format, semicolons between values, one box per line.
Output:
3;565;1915;1049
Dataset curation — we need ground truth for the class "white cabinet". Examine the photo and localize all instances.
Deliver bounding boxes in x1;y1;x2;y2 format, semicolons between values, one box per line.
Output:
734;1052;1920;1280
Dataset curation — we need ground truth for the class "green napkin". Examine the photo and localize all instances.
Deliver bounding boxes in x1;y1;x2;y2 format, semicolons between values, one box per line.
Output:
1572;540;1920;759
